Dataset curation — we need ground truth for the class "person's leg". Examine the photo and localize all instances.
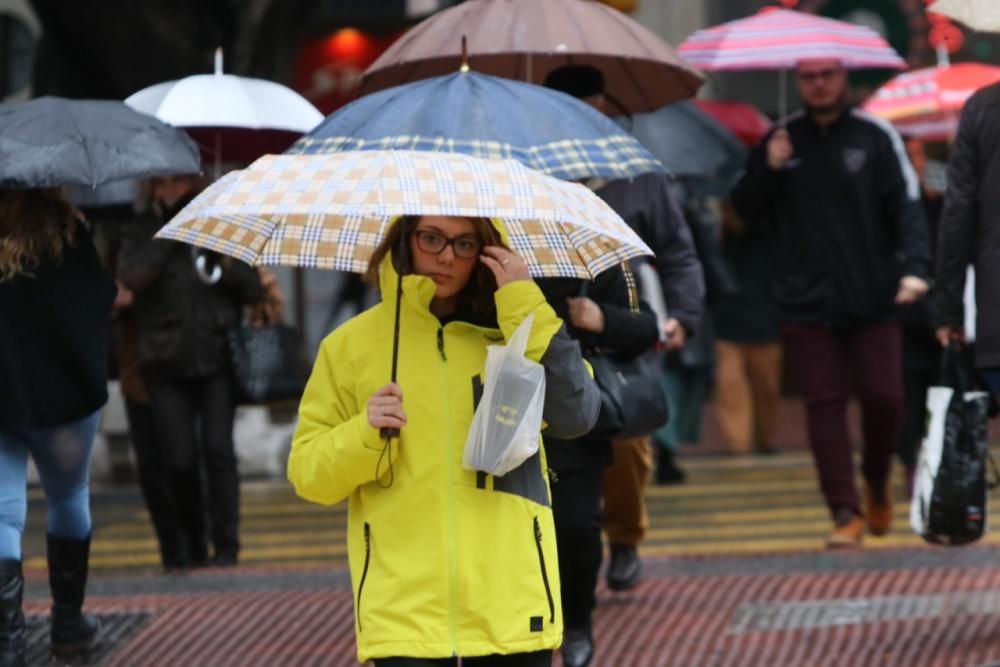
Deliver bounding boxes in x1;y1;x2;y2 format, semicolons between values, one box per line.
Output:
144;372;207;566
125;399;181;569
199;372;240;564
602;437;652;547
899;366;928;488
850;324;904;536
713;341;753;454
680;365;712;445
654;365;687;484
0;432;29;561
27;411;99;541
601;436;652;591
372;658;455;666
781;324;860;544
550;463;603;667
466;650;552;666
0;430;29;664
25;411;101;659
746;341;784;452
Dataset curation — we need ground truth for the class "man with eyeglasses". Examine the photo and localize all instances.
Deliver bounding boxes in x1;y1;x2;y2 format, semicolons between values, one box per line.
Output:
732;58;931;549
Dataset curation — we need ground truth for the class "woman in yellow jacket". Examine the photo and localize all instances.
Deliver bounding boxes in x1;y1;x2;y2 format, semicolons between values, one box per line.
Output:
288;214;600;666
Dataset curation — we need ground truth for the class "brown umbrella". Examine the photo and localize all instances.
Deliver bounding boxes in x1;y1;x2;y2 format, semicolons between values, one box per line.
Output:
359;0;704;113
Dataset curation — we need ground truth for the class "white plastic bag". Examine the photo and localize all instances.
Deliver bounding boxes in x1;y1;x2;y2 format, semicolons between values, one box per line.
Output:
463;314;546;477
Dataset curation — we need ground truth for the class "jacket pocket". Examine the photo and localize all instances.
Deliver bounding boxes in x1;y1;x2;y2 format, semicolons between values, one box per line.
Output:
356;522;372;632
533;517;555;624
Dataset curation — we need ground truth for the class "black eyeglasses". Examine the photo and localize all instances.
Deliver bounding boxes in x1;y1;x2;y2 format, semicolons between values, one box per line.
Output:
798;69;842;83
413;230;482;259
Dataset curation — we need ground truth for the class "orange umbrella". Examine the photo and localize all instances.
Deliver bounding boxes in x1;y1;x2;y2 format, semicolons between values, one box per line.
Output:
863;62;1000;140
359;0;703;113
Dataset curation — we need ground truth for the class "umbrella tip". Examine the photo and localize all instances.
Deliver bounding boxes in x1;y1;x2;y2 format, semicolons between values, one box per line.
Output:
214;47;224;76
460;35;470;73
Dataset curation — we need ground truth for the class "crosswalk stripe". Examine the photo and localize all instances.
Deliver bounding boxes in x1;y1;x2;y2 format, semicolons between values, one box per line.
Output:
77;450;1000;572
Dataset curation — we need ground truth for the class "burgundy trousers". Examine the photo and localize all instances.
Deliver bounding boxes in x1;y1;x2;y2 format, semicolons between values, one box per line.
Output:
781;323;903;517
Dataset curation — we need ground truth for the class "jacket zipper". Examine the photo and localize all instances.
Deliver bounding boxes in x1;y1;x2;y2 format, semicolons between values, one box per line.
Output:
439;326;459;656
437;327;447;360
533;516;555;624
356;522;371;632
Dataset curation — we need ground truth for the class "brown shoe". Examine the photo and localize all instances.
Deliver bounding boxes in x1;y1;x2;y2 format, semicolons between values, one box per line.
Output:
864;480;893;536
826;508;863;549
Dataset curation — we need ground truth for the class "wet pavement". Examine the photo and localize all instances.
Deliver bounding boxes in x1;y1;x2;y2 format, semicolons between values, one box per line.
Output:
19;446;1000;666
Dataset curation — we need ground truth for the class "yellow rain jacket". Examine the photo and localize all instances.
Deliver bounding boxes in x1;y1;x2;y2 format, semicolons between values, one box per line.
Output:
288;232;599;663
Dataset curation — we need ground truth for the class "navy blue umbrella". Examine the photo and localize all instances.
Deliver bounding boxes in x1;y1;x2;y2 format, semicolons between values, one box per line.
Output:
617;101;747;194
288;71;665;182
0;97;201;189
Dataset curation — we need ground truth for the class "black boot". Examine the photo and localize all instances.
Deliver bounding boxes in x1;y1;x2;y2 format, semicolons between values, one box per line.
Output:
0;560;24;667
47;534;99;660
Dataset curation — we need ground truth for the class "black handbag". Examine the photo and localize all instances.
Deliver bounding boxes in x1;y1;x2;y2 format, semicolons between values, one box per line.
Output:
227;323;307;404
577;275;668;439
586;351;668;439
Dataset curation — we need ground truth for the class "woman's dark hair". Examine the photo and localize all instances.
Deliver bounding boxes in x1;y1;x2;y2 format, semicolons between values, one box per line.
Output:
364;215;508;315
0;188;79;283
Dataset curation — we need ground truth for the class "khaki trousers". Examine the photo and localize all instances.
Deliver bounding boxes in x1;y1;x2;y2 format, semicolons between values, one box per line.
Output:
601;436;653;546
713;341;783;454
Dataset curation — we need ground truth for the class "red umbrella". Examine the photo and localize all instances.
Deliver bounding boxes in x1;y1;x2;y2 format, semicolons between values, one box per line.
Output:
692;99;772;147
359;0;703;113
862;62;1000;140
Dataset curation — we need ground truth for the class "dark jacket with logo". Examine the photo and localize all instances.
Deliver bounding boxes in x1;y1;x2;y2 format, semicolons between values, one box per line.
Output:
732;109;931;328
117;199;262;379
935;82;1000;368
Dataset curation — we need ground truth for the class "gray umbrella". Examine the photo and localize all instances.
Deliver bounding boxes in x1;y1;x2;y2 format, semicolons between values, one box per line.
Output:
617;100;747;192
0;97;201;189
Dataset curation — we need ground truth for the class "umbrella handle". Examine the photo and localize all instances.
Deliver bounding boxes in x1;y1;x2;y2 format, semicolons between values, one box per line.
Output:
379;268;404;440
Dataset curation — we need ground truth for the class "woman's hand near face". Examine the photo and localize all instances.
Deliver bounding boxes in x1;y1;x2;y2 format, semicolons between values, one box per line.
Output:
480;246;530;288
566;296;605;333
368;383;407;431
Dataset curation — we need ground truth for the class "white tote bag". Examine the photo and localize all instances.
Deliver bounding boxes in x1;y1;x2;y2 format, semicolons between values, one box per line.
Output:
463;315;546;477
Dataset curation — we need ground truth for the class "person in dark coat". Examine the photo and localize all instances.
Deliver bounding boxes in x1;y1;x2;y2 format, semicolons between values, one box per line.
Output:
0;188;116;663
934;81;1000;395
118;174;263;569
544;64;706;604
732;58;932;549
712;201;783;456
539;265;659;667
898;137;943;496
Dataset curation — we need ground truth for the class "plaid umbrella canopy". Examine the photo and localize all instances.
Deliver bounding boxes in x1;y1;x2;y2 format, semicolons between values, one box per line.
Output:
155;150;652;280
288;71;665;182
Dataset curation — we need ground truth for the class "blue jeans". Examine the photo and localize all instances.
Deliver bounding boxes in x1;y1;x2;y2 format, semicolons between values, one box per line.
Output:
0;411;99;559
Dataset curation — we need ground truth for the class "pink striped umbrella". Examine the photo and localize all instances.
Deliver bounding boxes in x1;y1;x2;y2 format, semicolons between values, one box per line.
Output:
862;62;1000;139
679;8;906;71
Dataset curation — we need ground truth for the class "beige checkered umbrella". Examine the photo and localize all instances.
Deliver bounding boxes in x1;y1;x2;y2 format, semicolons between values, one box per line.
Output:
155;150;652;280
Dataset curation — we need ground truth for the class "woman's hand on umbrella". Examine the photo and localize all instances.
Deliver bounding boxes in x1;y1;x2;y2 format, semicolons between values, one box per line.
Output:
368;383;407;430
480;246;530;288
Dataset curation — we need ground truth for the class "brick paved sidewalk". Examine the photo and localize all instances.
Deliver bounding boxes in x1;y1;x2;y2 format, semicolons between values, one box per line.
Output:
21;547;1000;667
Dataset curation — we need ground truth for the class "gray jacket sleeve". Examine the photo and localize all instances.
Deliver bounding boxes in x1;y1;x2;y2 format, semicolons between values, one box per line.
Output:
539;324;600;440
653;178;706;334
